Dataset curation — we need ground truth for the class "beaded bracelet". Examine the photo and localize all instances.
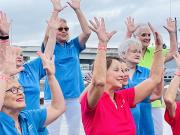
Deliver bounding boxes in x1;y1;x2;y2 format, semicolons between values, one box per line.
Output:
97;43;107;51
0;74;9;81
154;49;162;54
175;71;180;77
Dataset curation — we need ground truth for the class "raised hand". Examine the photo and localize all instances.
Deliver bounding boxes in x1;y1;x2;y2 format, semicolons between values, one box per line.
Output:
51;0;67;12
36;51;55;76
0;46;24;76
163;17;175;33
67;0;80;10
89;17;116;43
148;23;163;47
47;16;61;30
0;11;11;36
125;16;138;34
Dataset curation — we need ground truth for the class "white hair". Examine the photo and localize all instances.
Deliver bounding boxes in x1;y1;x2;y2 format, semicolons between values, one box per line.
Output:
118;38;142;59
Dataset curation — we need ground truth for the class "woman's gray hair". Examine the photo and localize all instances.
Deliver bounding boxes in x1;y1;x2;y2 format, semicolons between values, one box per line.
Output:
133;24;150;38
118;38;142;59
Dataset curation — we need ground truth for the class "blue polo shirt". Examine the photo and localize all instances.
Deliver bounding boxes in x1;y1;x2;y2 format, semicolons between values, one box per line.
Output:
18;58;46;110
42;37;85;100
124;65;154;135
0;109;47;135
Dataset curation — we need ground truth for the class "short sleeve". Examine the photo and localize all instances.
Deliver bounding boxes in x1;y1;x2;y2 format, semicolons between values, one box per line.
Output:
80;92;96;117
24;58;46;79
164;102;180;125
72;37;86;53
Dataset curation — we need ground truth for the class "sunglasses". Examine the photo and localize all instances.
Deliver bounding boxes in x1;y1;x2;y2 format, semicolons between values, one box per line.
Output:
58;27;69;32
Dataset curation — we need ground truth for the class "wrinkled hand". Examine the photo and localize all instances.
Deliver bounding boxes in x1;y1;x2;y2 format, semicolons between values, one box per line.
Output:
67;0;80;10
163;17;175;33
148;23;163;47
0;46;24;76
89;17;116;43
173;52;180;68
36;51;55;76
47;17;61;30
125;16;138;33
0;11;10;36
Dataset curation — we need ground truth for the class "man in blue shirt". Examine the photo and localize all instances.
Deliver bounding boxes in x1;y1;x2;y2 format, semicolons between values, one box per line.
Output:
42;0;91;134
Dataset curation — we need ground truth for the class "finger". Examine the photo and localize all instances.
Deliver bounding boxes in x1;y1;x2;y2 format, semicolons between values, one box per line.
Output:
94;17;100;27
109;30;117;38
88;25;97;33
101;17;105;29
89;20;97;29
148;22;155;34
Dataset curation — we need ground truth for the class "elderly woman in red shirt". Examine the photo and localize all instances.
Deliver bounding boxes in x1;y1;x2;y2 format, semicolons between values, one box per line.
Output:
80;17;164;135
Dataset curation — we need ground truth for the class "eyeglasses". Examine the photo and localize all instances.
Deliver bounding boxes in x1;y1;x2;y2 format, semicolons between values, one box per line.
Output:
128;49;142;54
6;86;24;94
58;27;69;32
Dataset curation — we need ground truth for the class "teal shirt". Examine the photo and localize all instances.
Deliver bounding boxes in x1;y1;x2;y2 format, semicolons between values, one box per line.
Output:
0;109;47;135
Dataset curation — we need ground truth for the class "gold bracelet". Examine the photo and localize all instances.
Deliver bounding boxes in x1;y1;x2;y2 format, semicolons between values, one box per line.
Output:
154;49;162;54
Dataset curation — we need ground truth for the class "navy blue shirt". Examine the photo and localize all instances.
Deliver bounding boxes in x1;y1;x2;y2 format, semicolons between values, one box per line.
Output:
42;37;85;99
0;109;47;135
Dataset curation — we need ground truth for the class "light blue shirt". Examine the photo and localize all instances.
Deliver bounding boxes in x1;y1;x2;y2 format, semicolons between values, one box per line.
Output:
0;109;47;135
42;37;85;100
124;65;154;135
18;58;46;110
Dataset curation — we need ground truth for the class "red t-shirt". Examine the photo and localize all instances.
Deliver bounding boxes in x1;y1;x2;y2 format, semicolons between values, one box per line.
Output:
80;87;136;135
165;102;180;135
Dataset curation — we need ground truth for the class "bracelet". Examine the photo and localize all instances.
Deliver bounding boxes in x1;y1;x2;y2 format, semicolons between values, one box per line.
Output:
97;43;107;51
154;49;162;54
175;71;180;77
0;74;9;81
0;35;9;40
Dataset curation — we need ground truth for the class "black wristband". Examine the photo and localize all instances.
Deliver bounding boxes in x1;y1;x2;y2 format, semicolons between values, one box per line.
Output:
0;35;9;40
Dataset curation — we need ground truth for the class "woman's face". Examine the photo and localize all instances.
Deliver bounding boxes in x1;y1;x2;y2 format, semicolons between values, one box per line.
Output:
125;44;142;64
137;26;151;48
106;59;128;89
3;80;26;111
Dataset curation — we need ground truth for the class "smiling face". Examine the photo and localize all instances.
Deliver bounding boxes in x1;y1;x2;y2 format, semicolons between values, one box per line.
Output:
56;20;70;43
106;59;128;90
136;26;151;48
125;44;142;64
3;79;26;111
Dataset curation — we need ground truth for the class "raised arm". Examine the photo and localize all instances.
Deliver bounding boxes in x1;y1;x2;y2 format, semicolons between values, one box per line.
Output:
67;0;91;47
44;15;61;59
163;17;177;63
85;17;116;108
164;52;180;118
0;11;10;46
43;0;67;46
0;46;24;110
134;24;164;104
36;52;65;126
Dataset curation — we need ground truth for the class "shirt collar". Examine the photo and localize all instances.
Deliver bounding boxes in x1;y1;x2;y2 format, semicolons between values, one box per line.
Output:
135;65;143;73
0;112;15;125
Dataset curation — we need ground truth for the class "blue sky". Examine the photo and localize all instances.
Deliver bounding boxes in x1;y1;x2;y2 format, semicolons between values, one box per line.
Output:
0;0;180;47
